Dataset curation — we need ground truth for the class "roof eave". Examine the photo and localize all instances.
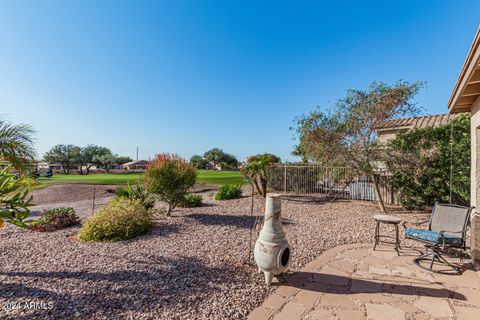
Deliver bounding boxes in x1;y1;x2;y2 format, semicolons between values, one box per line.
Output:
449;27;480;114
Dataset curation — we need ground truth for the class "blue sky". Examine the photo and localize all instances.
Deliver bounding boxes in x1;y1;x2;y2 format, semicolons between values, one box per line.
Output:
0;1;479;162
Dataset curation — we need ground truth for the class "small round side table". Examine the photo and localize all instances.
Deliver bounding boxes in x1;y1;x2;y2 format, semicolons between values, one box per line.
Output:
373;214;402;255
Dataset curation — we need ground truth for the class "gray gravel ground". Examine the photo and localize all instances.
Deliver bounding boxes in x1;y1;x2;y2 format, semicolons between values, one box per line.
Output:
0;186;428;320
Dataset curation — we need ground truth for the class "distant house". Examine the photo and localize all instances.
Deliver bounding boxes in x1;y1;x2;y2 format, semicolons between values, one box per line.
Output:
38;162;77;173
376;113;461;144
204;161;239;171
122;160;149;171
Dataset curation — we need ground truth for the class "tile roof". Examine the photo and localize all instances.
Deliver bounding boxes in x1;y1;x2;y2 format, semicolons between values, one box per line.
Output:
376;113;461;131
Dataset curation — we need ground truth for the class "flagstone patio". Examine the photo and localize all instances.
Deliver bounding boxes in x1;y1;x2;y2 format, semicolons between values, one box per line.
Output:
248;243;480;320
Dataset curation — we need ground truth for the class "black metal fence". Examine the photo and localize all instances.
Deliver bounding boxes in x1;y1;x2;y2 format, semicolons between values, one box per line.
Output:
266;164;394;203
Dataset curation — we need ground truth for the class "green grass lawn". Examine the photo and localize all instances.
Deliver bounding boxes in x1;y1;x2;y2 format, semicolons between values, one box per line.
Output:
36;170;244;188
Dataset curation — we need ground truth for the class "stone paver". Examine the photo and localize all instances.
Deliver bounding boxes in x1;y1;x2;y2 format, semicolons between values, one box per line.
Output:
334;309;365;320
452;305;480;320
247;307;273;320
273;302;308;320
319;293;357;308
365;303;405;320
305;308;335;320
249;243;480;319
262;294;286;311
414;297;453;318
292;290;322;307
453;287;480;307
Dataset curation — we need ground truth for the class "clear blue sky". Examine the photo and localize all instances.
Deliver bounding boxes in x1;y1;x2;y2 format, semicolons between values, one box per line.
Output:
0;1;479;162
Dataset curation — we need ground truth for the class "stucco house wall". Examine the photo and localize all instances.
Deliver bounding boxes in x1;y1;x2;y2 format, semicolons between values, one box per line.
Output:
376;131;400;144
471;98;480;208
470;98;480;266
449;27;480;271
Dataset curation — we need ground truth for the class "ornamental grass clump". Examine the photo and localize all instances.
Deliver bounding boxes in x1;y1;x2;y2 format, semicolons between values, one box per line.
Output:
144;153;196;216
78;199;152;242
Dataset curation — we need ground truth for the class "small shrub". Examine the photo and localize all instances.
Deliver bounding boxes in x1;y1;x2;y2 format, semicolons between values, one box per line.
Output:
78;199;152;242
179;193;203;208
115;181;155;210
29;207;79;232
144;153;197;216
215;184;242;200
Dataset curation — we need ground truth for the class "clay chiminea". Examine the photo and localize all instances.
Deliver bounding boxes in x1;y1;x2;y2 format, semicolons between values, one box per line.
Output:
254;193;291;285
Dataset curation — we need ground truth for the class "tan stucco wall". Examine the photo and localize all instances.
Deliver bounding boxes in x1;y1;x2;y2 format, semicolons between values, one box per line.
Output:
377;132;398;144
470;97;480;269
471;97;480;208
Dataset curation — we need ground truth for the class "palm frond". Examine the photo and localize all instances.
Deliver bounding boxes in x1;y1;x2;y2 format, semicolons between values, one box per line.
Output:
0;118;36;169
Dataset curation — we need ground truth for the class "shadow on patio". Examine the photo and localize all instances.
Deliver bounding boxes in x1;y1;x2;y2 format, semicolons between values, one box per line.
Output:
248;243;480;320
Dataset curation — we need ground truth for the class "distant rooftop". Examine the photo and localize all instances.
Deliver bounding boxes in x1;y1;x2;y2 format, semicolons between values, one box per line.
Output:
122;160;148;166
376;113;461;131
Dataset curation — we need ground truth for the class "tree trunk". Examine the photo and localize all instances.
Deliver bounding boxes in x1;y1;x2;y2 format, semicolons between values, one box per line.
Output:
166;202;172;216
373;174;387;213
251;177;262;196
259;176;267;198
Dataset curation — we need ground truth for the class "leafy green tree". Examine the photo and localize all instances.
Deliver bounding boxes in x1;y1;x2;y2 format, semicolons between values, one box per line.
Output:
292;81;423;212
203;148;225;169
44;144;81;174
0;166;34;229
79;145;111;175
190;154;207;169
291;144;309;163
95;154;132;172
113;156;132;165
386;114;470;209
203;148;239;169
221;153;239;169
144;153;197;216
242;153;281;197
0;118;36;169
94;152;133;172
94;152;115;172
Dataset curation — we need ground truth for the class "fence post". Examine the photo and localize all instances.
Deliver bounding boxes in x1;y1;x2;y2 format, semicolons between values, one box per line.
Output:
283;165;287;194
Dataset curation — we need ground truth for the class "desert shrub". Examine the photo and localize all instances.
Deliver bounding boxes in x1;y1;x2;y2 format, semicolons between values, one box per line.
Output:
179;193;203;208
144;153;197;216
115;181;154;209
215;184;242;200
29;207;79;232
386;113;470;210
78;199;152;242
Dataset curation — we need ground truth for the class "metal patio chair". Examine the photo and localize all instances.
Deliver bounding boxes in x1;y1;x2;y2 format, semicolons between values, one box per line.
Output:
403;203;473;274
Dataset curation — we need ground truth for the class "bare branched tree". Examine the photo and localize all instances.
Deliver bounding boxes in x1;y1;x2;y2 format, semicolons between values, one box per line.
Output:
292;81;423;212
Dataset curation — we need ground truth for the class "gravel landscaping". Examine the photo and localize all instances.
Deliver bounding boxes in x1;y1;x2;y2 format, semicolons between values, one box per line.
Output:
0;185;427;320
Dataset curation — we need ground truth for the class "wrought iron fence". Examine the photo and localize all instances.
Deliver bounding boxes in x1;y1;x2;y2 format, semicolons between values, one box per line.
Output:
266;164;394;203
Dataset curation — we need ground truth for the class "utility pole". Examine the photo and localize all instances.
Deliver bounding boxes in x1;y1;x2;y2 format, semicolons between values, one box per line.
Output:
136;146;139;161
